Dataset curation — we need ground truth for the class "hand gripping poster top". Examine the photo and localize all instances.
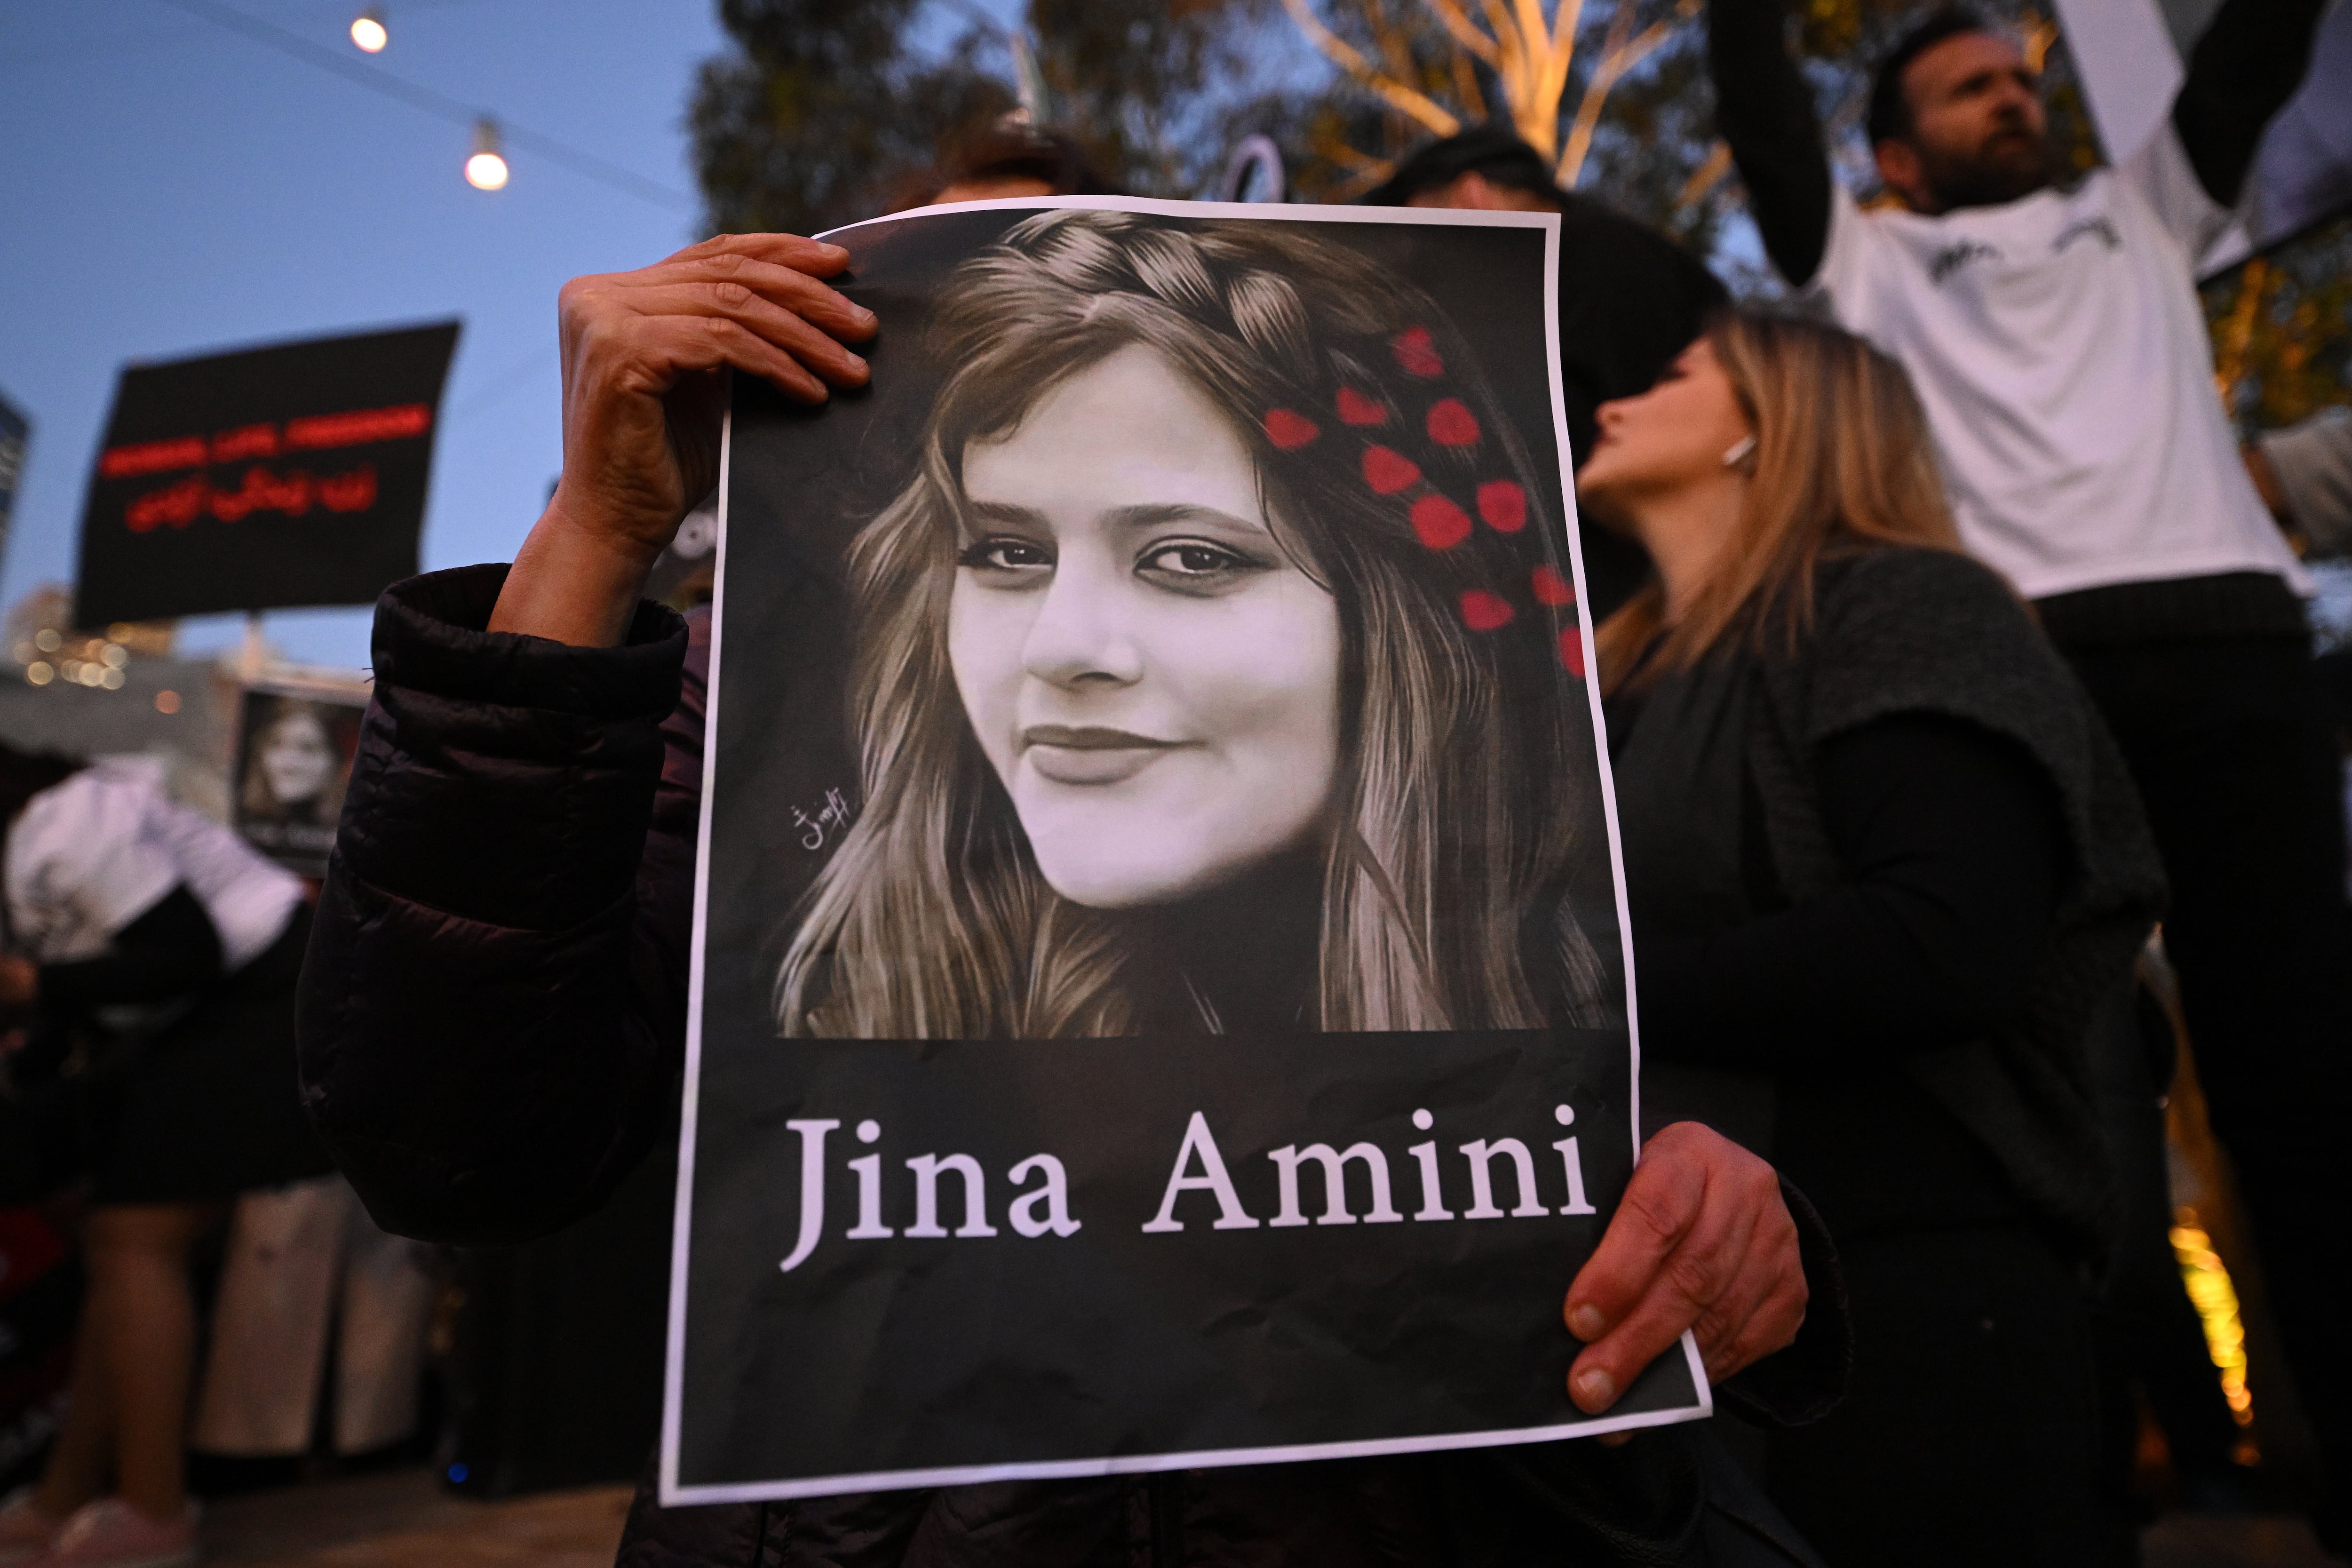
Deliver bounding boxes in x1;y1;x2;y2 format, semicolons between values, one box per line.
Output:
667;198;1702;1504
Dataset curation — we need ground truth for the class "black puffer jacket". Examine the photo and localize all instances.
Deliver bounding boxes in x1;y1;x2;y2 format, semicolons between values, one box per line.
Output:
299;565;1846;1568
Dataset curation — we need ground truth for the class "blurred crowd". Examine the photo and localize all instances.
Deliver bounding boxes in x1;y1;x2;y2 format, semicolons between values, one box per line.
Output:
3;0;2351;1565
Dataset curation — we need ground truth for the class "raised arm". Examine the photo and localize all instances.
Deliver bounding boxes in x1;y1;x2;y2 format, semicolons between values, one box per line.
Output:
1707;0;1835;287
2171;0;2328;209
297;231;879;1244
493;232;876;648
297;573;693;1244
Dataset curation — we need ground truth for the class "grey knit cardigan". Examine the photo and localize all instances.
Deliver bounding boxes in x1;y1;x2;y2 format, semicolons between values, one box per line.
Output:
1744;546;2169;1258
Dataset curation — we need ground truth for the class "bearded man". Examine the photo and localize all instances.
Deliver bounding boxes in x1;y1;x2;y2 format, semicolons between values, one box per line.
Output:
1705;0;2349;1552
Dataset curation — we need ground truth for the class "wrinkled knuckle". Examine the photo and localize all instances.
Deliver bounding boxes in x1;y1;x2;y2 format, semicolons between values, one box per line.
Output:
708;279;755;309
557;276;602;320
1622;1182;1688;1242
1662;1250;1721;1308
703;249;746;276
572;310;624;361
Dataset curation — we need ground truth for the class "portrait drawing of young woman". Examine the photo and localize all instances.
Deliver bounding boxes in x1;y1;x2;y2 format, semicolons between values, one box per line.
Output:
764;210;1624;1043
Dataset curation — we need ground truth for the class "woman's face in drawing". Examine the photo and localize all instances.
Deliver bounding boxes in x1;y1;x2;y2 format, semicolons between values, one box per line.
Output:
260;709;335;806
951;345;1345;910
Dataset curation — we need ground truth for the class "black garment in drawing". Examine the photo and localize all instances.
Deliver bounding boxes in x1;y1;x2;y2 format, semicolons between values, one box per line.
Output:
299;565;1850;1568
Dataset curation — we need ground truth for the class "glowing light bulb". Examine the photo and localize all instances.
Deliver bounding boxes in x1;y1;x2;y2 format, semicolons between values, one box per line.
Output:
466;118;509;191
350;7;388;51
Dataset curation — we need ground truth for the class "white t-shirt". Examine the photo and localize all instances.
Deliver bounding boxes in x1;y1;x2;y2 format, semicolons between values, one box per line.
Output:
1811;128;2310;602
6;765;304;973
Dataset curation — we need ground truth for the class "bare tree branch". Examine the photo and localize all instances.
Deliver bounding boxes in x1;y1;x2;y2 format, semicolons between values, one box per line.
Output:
1282;0;1464;136
1450;41;1489;117
1555;1;1686;186
1417;0;1501;64
1676;138;1733;209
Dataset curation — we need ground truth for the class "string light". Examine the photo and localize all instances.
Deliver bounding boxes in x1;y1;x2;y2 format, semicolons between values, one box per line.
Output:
350;6;388;53
159;0;691;211
465;118;509;191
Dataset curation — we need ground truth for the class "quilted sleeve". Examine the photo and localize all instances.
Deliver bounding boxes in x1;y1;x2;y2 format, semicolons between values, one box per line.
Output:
296;564;693;1245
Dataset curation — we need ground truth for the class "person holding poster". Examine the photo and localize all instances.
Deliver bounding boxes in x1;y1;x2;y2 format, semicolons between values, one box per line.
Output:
300;211;1848;1567
1705;0;2352;1544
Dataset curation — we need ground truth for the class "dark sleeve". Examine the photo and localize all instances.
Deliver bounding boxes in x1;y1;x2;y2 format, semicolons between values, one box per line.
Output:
1716;1178;1849;1425
1706;0;1834;287
37;885;222;1010
1637;712;2065;1075
2170;0;2327;208
297;565;693;1246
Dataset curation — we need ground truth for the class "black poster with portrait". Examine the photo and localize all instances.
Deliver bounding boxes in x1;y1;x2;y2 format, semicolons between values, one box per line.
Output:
231;685;366;877
668;200;1702;1504
73;322;459;629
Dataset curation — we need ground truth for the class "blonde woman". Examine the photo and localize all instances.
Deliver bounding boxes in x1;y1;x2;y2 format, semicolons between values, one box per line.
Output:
1577;313;2164;1566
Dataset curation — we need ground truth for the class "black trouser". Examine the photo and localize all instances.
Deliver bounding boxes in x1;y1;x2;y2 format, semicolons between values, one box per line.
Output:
1764;1224;2114;1567
2062;631;2352;1537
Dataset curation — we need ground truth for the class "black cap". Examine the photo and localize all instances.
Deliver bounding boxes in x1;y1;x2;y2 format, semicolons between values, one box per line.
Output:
1362;124;1563;207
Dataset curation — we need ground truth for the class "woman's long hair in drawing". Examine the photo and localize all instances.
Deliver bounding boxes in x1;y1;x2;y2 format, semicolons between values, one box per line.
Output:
777;210;1612;1037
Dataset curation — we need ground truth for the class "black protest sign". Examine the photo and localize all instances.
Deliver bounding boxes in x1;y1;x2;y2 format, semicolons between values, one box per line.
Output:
231;685;366;877
669;201;1703;1504
74;322;458;628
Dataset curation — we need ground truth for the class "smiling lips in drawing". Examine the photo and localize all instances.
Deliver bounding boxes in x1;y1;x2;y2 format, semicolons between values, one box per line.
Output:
1020;724;1190;786
950;345;1346;911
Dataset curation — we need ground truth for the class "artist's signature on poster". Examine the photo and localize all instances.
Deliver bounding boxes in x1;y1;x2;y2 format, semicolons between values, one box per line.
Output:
793;788;853;851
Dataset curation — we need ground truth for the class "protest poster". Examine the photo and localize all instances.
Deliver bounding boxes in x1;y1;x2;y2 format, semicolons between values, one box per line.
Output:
665;199;1702;1505
231;685;366;877
74;321;458;629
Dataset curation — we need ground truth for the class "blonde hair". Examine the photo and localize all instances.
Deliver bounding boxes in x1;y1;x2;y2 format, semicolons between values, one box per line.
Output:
1596;312;1961;693
776;211;1609;1038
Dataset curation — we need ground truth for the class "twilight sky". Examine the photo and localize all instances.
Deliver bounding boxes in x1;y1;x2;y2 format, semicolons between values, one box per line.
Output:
0;0;738;668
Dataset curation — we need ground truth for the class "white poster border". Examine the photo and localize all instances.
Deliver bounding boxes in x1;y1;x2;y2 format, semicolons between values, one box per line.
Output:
661;195;1705;1507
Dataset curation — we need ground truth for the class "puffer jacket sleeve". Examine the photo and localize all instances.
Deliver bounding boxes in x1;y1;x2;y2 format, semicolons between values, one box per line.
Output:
297;564;696;1245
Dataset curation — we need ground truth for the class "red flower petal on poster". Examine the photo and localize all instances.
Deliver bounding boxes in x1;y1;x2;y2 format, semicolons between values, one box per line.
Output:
1461;589;1515;631
1532;564;1576;605
1559;627;1588;677
1336;387;1388;426
1363;445;1422;494
1392;326;1445;377
1426;398;1480;446
1263;408;1320;449
1411;494;1473;549
1478;479;1527;533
